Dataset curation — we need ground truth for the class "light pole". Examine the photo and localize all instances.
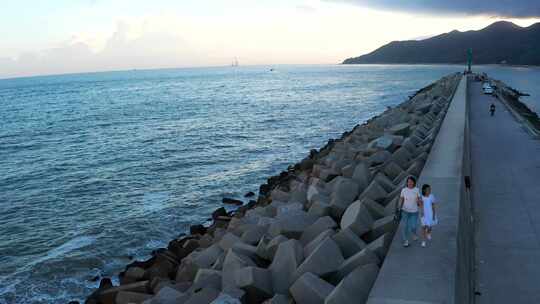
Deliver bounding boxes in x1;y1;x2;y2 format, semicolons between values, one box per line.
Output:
467;48;472;73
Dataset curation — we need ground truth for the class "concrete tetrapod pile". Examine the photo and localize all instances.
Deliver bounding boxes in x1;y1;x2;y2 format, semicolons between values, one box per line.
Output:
85;73;461;304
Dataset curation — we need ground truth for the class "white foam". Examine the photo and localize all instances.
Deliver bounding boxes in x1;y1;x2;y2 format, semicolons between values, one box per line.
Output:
31;236;96;267
144;239;167;250
142;191;171;213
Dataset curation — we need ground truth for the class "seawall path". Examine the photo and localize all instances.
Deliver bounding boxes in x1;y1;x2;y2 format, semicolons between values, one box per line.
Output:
367;73;540;304
367;74;467;304
470;78;540;303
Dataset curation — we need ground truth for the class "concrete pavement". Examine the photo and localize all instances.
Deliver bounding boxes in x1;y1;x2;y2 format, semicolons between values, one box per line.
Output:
470;80;540;303
367;76;467;304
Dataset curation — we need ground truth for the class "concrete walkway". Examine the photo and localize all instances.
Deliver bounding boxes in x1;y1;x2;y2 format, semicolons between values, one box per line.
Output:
367;76;467;304
470;80;540;303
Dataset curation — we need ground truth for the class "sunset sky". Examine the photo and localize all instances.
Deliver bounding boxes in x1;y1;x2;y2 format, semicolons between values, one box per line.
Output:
1;0;539;78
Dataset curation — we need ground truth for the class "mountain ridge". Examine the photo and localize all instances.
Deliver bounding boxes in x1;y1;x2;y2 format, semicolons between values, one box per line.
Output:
343;21;540;65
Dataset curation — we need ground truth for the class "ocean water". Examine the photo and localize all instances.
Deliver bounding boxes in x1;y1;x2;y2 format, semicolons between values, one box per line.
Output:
0;64;537;303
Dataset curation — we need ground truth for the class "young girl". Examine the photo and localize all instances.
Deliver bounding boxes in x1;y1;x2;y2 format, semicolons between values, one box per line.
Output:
420;184;437;247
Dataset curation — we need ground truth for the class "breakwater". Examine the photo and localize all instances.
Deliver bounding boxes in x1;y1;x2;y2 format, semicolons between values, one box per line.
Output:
84;73;461;304
488;76;540;137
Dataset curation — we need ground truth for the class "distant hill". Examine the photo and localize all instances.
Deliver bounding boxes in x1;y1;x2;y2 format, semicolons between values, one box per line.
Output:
343;21;540;65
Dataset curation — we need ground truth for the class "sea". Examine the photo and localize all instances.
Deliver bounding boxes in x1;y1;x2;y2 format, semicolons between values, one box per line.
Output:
0;64;538;303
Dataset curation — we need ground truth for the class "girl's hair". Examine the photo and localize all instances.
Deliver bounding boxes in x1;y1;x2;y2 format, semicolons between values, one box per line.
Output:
406;176;417;187
421;184;431;196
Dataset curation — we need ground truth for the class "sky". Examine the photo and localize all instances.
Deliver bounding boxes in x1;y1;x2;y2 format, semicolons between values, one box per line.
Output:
1;0;539;78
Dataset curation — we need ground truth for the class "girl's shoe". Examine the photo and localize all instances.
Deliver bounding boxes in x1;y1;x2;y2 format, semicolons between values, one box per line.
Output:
403;240;410;247
421;241;426;247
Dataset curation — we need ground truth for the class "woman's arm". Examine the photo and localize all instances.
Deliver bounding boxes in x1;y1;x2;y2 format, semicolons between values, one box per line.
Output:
416;194;423;206
416;193;424;216
399;196;404;210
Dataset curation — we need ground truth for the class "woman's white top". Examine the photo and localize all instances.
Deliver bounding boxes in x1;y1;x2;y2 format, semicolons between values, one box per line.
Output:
400;187;420;213
421;194;437;226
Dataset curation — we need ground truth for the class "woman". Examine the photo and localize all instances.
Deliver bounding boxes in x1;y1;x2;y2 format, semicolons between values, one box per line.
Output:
399;176;422;247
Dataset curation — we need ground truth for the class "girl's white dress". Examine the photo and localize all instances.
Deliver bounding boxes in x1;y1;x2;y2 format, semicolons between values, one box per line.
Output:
421;194;438;226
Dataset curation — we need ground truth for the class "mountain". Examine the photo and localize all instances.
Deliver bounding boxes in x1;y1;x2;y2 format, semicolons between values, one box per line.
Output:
343;21;540;65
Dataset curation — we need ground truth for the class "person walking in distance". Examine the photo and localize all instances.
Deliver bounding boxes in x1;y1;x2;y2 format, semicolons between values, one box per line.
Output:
490;103;496;116
399;176;422;247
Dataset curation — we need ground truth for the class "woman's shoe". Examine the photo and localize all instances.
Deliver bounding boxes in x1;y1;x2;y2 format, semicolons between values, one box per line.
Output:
403;240;410;247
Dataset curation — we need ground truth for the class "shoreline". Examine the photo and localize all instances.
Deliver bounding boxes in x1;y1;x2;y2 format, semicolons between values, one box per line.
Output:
83;73;462;304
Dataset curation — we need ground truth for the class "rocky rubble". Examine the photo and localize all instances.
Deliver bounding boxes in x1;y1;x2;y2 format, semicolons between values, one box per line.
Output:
84;73;461;304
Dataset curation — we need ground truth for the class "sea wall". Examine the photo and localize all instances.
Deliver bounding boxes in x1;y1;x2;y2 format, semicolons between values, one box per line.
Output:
84;73;462;304
489;77;540;137
456;75;474;304
367;74;469;303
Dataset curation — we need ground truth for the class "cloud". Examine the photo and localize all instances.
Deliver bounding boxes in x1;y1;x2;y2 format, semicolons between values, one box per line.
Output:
0;22;211;79
296;5;317;13
329;0;540;18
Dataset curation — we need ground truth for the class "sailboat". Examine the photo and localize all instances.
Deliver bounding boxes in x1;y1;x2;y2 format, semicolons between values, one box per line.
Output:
231;57;239;67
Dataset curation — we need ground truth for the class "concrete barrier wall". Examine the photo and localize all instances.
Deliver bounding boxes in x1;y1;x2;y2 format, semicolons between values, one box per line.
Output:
368;75;472;304
455;75;474;304
493;87;540;138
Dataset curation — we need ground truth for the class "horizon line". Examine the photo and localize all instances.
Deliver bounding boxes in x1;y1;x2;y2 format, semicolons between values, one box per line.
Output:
3;62;539;82
0;63;342;81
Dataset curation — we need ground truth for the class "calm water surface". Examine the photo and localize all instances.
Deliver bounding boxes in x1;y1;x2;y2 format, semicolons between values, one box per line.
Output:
0;64;537;303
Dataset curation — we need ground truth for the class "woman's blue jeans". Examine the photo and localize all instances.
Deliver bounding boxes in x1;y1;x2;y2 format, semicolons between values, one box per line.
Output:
401;211;419;241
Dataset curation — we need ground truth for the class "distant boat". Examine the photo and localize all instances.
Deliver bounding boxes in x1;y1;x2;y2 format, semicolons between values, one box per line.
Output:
269;68;275;72
231;57;239;67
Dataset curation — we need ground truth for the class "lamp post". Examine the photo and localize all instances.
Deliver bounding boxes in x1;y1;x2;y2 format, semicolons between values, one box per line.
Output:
467;48;472;73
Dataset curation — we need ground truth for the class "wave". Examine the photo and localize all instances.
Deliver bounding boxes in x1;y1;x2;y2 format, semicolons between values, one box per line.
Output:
0;236;97;304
